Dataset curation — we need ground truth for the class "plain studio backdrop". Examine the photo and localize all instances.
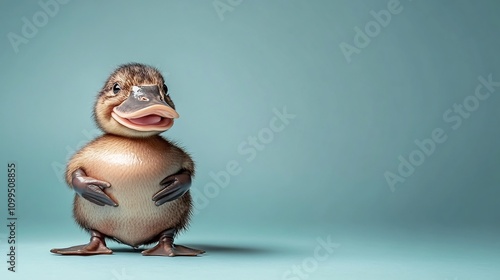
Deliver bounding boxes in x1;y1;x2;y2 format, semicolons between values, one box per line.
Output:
0;1;499;279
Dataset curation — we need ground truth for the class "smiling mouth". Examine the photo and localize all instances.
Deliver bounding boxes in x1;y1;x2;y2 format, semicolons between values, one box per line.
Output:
111;105;179;132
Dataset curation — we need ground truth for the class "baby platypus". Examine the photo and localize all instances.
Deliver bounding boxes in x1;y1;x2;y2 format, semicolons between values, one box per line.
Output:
51;63;204;257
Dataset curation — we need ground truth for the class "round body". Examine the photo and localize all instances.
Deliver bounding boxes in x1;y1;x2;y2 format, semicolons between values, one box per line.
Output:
70;134;192;247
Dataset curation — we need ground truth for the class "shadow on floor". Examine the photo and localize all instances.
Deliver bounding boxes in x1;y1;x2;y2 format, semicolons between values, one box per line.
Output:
185;244;276;255
109;244;277;255
109;247;143;253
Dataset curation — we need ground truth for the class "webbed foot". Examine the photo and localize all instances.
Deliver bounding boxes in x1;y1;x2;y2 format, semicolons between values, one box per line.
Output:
141;229;205;257
50;230;112;255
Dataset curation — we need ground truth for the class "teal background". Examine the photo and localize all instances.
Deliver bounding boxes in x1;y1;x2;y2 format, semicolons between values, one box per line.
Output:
1;0;499;279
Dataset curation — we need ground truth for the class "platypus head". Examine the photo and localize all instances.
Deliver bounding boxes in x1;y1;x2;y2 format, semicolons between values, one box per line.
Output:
94;63;179;137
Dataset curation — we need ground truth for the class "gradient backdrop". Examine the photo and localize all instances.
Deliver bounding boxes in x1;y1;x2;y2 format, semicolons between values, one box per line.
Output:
1;0;499;279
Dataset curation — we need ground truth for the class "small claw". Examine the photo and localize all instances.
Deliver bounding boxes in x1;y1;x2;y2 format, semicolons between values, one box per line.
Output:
159;177;176;186
153;171;192;206
152;181;175;201
88;179;111;188
71;168;118;207
83;193;117;207
152;182;186;206
154;188;185;206
87;185;118;206
82;194;105;206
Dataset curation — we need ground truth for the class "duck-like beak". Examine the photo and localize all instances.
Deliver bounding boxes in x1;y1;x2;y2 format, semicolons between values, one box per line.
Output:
111;85;179;132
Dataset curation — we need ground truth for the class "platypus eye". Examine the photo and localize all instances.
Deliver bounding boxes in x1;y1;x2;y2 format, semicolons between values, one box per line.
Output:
163;84;169;97
112;83;121;94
